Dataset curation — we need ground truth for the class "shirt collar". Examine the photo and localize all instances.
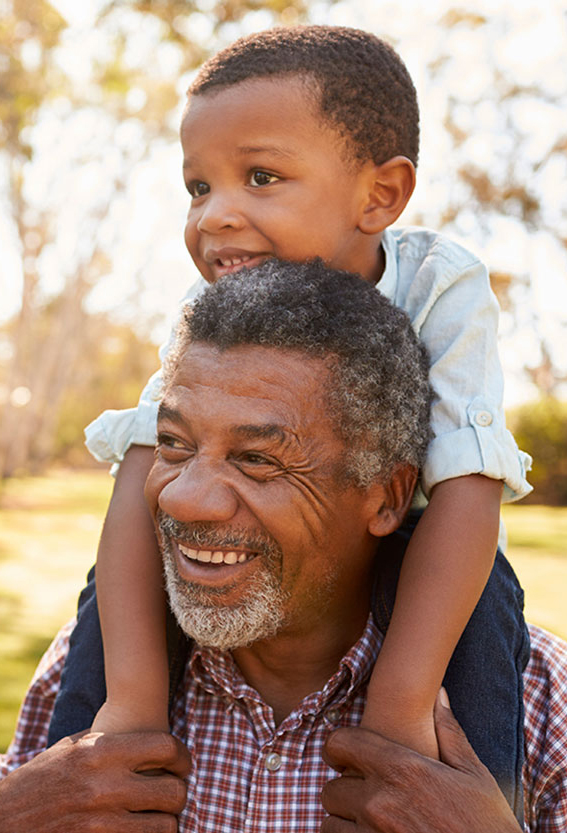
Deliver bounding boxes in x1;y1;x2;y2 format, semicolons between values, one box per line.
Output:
189;615;383;717
377;228;398;301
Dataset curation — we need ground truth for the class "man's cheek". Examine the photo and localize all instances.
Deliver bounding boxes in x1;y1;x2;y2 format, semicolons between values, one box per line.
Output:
144;462;177;517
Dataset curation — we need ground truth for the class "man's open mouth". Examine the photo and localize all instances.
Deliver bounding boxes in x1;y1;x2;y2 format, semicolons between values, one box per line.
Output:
178;542;257;565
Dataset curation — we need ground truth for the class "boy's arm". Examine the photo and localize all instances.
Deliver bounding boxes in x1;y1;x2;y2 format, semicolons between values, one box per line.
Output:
361;474;502;757
92;444;170;733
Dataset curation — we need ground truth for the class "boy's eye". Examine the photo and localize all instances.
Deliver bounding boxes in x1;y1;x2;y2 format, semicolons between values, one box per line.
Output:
187;180;210;198
249;170;279;187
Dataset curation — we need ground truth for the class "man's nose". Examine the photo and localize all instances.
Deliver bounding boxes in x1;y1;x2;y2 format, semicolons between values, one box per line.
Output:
158;458;239;523
196;190;245;234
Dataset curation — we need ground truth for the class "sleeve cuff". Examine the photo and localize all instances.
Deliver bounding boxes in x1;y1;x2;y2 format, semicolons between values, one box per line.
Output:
84;399;158;468
422;397;533;502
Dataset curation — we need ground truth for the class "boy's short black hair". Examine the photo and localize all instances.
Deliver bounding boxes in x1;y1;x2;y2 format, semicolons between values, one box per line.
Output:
188;25;419;168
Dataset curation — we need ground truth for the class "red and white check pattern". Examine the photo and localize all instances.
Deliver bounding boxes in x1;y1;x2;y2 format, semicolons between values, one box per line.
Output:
2;621;567;832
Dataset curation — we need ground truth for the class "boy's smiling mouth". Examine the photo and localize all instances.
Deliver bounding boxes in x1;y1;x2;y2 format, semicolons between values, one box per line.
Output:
205;248;270;279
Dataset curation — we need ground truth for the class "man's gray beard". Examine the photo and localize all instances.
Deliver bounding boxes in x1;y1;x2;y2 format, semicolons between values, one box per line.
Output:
158;512;290;652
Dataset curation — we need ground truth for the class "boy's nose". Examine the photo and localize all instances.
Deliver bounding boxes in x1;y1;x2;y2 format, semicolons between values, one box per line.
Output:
158;459;239;524
196;191;245;234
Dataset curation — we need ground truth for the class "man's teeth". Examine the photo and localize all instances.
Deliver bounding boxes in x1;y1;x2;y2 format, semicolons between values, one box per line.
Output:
178;543;251;564
219;255;252;267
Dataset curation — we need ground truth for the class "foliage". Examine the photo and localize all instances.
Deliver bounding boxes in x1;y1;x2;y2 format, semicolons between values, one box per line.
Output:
508;398;567;505
1;1;566;480
0;308;161;471
0;0;322;479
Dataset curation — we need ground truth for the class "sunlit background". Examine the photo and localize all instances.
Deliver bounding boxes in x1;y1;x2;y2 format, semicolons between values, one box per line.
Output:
0;0;566;750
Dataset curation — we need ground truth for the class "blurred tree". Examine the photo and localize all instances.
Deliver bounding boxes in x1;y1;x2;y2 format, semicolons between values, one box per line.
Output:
0;0;323;477
0;305;159;470
508;398;567;505
53;315;161;467
412;9;567;392
1;1;565;483
0;0;67;476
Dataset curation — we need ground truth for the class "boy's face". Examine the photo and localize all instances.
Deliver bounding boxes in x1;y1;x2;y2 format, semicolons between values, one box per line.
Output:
181;76;383;284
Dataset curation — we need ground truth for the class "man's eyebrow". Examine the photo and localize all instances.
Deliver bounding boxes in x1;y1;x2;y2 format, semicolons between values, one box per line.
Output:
232;424;292;444
157;402;185;426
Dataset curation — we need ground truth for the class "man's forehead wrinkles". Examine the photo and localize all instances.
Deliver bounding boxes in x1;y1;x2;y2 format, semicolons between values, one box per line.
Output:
159;388;303;442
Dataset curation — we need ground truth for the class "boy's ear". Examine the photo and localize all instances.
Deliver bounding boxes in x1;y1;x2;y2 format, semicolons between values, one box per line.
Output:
358;156;416;234
365;464;418;538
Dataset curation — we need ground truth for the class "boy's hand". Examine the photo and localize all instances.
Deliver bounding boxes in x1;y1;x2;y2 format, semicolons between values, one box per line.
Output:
0;730;191;832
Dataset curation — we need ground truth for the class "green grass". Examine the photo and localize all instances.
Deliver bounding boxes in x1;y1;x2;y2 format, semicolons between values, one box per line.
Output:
0;469;113;753
0;470;565;753
501;504;567;642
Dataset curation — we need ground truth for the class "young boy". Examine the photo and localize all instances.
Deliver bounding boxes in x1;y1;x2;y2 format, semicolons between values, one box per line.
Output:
47;25;531;822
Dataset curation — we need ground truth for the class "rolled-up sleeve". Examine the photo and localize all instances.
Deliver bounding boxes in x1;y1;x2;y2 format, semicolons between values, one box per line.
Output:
84;370;162;467
404;248;532;502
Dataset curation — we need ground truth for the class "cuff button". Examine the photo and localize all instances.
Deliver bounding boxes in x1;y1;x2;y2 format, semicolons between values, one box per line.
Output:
474;410;493;427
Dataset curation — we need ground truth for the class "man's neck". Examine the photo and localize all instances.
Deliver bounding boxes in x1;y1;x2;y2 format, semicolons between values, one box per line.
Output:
231;610;370;725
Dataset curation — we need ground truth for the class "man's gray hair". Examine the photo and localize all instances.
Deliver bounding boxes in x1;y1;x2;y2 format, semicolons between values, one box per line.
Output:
164;259;433;487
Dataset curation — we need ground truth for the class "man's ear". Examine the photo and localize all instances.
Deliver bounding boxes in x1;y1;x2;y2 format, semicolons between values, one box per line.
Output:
365;465;418;538
358;156;416;235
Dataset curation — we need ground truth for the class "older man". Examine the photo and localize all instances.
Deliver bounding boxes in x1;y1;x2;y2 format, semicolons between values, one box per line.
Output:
1;260;566;832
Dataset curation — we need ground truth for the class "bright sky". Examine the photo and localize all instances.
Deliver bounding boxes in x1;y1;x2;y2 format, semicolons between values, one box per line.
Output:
2;0;566;406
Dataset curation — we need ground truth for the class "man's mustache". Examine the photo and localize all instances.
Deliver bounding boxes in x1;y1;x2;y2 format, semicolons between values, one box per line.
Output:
157;510;281;558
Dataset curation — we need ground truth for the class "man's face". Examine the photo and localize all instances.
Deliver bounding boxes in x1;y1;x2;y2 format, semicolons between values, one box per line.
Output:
181;76;382;285
145;343;383;651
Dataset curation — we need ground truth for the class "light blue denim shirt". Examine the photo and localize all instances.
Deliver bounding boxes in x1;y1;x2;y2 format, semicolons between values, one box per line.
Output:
85;227;532;514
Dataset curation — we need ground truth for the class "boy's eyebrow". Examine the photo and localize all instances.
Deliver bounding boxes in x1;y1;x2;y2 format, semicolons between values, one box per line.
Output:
183;144;297;173
235;144;296;160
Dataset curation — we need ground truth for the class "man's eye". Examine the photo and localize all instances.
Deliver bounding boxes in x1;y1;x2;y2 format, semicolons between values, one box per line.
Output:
249;170;279;187
157;433;188;452
187;180;210;198
241;452;270;464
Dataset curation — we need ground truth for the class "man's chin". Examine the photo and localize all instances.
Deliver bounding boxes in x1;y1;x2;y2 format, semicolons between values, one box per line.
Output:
163;551;287;652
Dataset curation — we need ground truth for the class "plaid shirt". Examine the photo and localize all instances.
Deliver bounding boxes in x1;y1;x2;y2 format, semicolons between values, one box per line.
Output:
2;620;567;832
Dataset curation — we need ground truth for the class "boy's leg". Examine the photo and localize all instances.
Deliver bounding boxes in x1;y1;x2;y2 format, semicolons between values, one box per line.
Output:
372;511;530;826
47;567;106;746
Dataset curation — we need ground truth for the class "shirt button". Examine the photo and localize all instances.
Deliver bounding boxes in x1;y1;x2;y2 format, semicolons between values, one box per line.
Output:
326;709;340;723
474;410;493;427
265;752;282;772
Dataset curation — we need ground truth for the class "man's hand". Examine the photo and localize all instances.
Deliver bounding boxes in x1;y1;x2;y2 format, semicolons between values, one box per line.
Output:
0;730;191;833
320;691;522;833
